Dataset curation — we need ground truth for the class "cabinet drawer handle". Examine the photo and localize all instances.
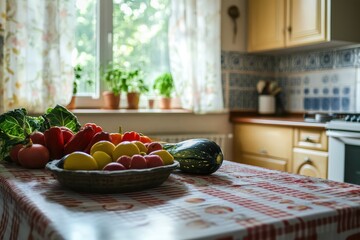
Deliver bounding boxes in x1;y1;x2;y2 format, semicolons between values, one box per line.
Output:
287;26;292;33
304;157;311;164
304;137;313;142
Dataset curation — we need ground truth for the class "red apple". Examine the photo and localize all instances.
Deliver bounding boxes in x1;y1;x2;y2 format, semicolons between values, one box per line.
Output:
146;142;163;154
116;155;132;169
130;154;147;169
144;155;164;168
103;162;126;171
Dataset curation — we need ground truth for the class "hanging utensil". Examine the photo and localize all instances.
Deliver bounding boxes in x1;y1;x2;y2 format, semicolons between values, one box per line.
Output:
227;5;240;44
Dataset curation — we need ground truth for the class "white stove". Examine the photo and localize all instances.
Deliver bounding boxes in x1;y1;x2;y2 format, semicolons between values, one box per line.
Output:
326;120;360;132
325;114;360;185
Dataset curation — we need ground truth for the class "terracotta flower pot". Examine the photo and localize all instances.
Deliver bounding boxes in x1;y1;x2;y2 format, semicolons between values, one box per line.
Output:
103;91;120;109
66;96;76;110
159;97;171;109
127;92;140;109
148;99;155;109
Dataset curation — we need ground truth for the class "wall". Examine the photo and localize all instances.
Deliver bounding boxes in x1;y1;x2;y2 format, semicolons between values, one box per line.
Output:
222;46;360;113
220;0;360;114
221;0;247;52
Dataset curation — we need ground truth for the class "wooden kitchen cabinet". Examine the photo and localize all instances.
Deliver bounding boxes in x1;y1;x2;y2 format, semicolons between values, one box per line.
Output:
293;127;328;151
248;0;285;52
233;122;328;178
233;123;293;172
286;0;326;47
248;0;360;52
293;148;328;179
293;127;328;178
239;153;287;172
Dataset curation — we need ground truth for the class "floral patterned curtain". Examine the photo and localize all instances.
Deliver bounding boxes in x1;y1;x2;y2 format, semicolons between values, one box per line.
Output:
0;0;75;114
168;0;223;113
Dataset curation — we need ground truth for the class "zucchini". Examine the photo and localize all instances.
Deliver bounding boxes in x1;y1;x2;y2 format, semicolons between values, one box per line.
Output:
163;138;223;175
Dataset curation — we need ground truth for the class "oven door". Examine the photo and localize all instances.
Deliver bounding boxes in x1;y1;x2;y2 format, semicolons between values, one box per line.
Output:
327;130;360;184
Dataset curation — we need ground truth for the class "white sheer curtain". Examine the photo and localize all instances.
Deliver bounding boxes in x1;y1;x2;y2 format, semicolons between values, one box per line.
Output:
168;0;224;113
0;0;75;114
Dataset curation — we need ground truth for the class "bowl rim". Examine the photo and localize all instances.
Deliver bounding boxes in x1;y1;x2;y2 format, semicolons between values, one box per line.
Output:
46;159;179;176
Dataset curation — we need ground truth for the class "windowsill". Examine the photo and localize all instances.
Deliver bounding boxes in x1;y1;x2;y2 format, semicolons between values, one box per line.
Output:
71;108;229;115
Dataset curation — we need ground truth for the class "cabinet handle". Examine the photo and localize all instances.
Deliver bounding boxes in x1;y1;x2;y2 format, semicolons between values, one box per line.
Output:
303;157;311;164
304;136;313;142
287;26;292;33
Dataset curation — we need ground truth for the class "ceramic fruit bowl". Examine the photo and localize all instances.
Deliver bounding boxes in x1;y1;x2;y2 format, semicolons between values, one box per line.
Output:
46;159;179;194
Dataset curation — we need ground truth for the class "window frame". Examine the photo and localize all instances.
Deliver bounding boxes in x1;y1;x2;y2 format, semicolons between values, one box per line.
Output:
75;0;113;109
75;0;174;110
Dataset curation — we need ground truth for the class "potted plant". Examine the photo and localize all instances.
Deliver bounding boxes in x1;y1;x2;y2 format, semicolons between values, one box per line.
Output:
121;69;149;109
102;64;126;109
66;64;83;109
153;72;175;109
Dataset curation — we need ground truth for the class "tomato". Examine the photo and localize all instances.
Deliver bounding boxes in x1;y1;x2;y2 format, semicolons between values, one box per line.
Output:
9;144;24;164
121;131;140;142
30;131;46;146
18;143;50;169
110;133;122;145
139;135;152;143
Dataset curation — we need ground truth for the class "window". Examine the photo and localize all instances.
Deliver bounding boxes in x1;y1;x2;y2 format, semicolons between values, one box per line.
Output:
73;0;171;107
73;0;97;97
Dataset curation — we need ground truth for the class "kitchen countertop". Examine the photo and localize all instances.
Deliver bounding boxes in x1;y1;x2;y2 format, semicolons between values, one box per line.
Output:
1;160;360;239
230;112;327;128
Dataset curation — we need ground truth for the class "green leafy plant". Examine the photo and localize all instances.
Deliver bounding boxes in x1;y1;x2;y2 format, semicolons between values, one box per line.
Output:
153;72;175;98
103;64;149;95
122;69;149;94
0;105;81;161
73;64;93;95
102;63;127;96
73;65;81;95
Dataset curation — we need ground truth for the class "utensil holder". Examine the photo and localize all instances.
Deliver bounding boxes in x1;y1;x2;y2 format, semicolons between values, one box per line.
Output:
258;95;275;114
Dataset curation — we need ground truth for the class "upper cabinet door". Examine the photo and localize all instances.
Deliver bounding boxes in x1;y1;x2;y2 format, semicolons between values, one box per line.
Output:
286;0;327;46
248;0;285;52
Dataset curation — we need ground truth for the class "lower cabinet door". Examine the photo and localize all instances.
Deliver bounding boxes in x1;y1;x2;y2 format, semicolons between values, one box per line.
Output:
293;148;328;179
240;153;287;172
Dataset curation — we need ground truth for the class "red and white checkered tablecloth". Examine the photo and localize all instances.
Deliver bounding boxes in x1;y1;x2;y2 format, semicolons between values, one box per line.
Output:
0;160;359;240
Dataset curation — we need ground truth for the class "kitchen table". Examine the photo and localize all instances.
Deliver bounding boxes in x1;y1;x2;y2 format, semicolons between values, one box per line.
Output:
0;160;359;240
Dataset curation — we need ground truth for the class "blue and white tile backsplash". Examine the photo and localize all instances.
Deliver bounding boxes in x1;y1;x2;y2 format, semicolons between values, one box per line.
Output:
222;46;360;113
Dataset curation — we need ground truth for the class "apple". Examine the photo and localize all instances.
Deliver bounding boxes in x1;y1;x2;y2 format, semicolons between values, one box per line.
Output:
146;142;163;154
144;155;164;168
130;154;147;169
116;155;132;169
103;162;126;171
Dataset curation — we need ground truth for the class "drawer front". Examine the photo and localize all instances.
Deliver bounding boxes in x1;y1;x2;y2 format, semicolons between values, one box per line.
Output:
234;124;293;159
239;153;287;172
294;128;328;151
293;148;328;179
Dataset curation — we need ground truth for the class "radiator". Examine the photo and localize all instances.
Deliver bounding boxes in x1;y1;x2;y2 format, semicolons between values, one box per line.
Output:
148;133;232;157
